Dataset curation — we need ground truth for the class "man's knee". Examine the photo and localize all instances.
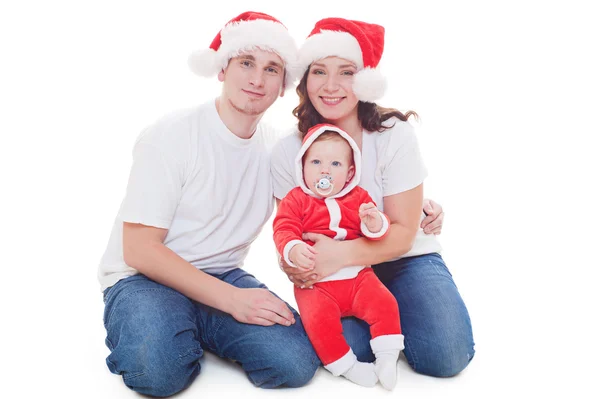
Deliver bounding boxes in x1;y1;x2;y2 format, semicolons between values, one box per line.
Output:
106;322;203;396
265;352;319;388
248;333;320;388
115;349;201;397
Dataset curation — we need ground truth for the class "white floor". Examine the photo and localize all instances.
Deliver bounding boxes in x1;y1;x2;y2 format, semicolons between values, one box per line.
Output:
20;220;596;399
3;1;600;397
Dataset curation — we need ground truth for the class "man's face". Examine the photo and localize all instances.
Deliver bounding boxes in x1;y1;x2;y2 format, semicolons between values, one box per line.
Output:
302;136;355;198
219;49;285;116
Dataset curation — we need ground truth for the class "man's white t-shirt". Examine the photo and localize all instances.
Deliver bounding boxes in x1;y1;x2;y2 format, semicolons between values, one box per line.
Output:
270;119;442;261
98;100;276;292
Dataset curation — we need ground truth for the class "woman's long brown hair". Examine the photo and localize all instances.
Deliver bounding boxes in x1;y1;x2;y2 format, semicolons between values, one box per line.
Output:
293;69;418;137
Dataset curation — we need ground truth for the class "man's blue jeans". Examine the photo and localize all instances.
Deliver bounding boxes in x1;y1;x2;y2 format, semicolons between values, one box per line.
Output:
342;253;475;377
102;269;320;397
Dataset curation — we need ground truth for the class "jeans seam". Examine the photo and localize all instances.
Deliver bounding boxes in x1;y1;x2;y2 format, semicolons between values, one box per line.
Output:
104;287;181;329
106;356;146;381
207;314;227;354
123;371;145;381
404;339;419;371
178;345;203;361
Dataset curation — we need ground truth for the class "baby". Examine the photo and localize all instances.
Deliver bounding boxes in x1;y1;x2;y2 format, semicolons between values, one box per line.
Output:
273;123;404;390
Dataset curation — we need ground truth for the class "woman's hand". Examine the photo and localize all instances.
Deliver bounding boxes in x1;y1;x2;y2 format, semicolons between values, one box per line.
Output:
279;233;345;289
299;233;346;287
421;198;444;235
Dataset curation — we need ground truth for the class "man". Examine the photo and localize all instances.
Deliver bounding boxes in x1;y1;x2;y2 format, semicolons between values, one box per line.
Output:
98;12;320;396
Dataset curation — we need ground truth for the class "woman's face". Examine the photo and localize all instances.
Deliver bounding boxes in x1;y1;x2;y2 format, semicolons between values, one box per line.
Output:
306;56;360;125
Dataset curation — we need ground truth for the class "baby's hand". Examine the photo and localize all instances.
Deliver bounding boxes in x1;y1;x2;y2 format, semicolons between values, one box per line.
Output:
289;243;317;270
359;202;383;233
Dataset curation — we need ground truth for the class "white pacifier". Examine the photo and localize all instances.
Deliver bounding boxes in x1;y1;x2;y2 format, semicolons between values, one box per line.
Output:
315;175;334;196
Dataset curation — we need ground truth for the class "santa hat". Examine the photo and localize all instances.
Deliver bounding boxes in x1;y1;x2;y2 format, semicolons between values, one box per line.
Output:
188;11;298;90
295;123;362;199
298;18;386;102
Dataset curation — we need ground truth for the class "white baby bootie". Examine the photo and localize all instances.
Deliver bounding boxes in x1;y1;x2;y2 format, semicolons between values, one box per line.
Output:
325;349;378;387
370;334;405;390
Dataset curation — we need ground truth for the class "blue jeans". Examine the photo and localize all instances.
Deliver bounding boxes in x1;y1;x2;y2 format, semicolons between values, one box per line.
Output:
341;253;475;377
102;269;320;397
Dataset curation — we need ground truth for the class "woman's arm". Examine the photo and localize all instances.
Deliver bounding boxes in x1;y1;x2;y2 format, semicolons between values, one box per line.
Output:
302;184;423;283
277;195;445;287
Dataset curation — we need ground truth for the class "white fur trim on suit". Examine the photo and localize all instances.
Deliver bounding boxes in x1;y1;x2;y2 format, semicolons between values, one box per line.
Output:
188;19;299;90
283;239;305;267
324;348;357;376
360;210;389;238
352;67;387;103
325;197;346;240
318;266;366;283
370;334;405;353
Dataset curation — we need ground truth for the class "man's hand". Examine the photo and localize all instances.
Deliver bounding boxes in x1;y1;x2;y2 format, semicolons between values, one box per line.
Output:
421;198;444;235
289;243;318;269
359;202;383;233
227;287;296;326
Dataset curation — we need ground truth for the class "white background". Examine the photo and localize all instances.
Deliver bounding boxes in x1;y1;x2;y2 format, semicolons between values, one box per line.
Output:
1;0;599;398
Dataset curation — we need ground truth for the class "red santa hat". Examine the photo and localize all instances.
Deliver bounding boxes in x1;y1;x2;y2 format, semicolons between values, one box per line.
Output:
295;123;362;199
298;18;386;103
188;11;298;90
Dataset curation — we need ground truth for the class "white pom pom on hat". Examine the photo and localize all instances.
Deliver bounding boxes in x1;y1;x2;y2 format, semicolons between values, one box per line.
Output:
188;48;220;78
352;67;387;103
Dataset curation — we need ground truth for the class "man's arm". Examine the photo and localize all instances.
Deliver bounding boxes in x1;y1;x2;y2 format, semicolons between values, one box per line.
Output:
123;222;295;326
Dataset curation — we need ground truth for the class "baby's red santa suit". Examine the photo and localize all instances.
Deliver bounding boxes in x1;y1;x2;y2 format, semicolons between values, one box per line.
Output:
274;123;390;279
273;124;405;390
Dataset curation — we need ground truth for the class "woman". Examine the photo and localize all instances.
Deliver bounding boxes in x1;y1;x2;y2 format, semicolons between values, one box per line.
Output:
271;17;474;378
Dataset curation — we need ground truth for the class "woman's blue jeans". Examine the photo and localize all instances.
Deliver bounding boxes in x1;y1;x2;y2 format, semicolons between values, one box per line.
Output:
102;269;320;397
342;253;475;377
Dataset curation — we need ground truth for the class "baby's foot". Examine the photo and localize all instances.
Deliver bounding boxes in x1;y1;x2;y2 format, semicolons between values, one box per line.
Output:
341;360;378;387
375;354;398;390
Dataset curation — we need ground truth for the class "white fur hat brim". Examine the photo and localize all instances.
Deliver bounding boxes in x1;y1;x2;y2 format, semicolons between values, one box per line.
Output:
298;29;386;101
188;19;298;90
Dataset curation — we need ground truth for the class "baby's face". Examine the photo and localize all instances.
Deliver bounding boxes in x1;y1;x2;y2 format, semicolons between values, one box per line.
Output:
302;138;354;198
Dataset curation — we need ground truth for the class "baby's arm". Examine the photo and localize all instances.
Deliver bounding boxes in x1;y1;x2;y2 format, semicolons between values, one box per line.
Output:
273;189;316;269
358;191;390;240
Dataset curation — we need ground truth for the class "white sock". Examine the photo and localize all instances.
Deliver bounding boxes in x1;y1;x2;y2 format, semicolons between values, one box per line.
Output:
370;335;404;391
374;350;400;390
341;360;379;387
